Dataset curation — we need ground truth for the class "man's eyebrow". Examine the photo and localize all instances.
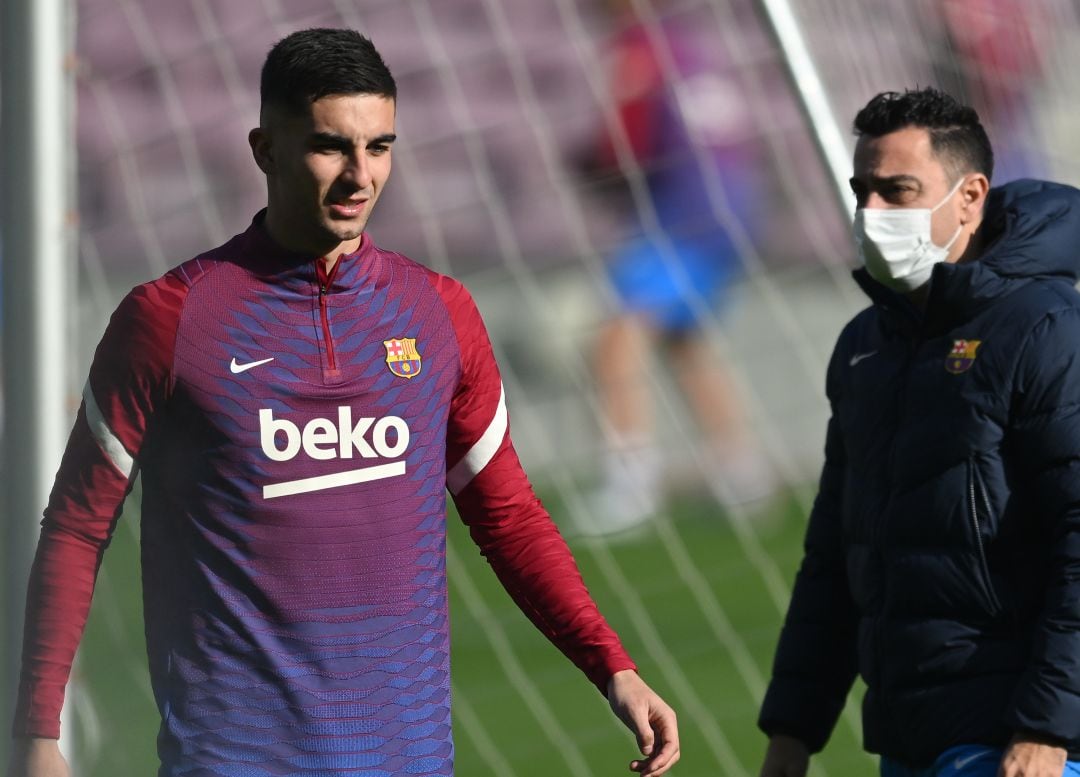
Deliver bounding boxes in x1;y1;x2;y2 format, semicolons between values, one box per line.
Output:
307;131;397;147
871;174;922;187
309;131;352;146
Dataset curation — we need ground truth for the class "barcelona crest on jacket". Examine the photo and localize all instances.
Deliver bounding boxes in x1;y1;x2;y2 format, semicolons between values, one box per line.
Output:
384;337;422;378
945;339;981;374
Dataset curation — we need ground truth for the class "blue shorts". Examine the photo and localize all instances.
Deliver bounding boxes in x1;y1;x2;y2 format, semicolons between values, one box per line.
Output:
881;744;1080;777
607;234;736;333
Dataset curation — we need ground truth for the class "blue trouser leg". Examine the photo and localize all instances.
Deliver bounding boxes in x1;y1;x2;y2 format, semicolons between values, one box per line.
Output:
882;744;1080;777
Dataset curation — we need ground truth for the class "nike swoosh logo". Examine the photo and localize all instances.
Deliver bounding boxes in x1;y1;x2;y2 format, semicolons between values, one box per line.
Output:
952;750;989;770
230;356;275;374
849;351;878;367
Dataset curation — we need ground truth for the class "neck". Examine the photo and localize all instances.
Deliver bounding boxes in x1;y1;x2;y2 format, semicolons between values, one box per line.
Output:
261;207;363;264
320;254;341;274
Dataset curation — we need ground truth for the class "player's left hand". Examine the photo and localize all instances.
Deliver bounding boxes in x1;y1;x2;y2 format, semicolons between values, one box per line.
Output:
998;734;1067;777
606;669;680;776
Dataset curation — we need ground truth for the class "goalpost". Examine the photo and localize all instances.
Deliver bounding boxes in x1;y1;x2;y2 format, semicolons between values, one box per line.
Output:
1;0;77;768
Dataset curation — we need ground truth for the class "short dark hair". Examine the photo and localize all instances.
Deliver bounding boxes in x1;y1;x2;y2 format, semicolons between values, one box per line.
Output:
260;28;396;115
853;87;994;182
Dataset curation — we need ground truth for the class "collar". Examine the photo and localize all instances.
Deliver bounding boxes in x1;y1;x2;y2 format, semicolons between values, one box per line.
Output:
854;258;1021;338
240;210;376;294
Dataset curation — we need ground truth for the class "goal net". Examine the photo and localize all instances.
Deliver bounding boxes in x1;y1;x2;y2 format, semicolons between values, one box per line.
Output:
33;0;1080;774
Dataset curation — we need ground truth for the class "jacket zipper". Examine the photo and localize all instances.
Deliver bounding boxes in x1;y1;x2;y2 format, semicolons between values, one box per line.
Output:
316;259;340;372
968;459;1002;614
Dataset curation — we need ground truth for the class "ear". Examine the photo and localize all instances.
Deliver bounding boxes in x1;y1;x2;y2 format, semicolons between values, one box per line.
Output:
959;173;990;224
249;127;274;175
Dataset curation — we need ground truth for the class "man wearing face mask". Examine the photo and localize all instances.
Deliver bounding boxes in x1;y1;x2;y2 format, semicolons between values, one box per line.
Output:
756;87;1080;777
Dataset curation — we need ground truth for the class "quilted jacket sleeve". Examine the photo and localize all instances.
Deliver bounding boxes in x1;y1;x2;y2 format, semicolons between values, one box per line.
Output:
757;344;860;752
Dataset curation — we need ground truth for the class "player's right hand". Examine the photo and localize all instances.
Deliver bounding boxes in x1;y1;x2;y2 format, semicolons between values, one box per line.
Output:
759;734;810;777
6;738;70;777
606;669;680;776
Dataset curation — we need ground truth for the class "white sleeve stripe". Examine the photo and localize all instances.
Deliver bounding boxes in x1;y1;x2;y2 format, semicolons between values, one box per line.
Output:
83;381;137;480
447;383;508;494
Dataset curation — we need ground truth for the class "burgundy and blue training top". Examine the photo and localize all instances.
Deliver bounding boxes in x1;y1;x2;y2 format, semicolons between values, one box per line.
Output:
14;214;635;776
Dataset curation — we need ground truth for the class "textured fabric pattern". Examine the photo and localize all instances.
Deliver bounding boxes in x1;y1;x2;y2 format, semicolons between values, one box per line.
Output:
15;214;635;776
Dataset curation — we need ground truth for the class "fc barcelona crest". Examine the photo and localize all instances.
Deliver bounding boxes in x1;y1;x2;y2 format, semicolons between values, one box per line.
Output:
383;337;422;378
945;339;981;374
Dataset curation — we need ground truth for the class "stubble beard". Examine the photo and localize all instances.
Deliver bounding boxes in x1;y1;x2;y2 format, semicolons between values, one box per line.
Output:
315;202;370;250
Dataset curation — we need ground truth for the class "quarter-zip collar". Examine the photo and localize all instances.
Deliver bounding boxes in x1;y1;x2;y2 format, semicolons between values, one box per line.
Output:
241;209;374;293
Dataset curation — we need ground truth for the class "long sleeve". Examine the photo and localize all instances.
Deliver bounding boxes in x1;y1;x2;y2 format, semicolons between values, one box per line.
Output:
13;275;186;738
1003;306;1080;743
758;363;859;752
436;276;636;692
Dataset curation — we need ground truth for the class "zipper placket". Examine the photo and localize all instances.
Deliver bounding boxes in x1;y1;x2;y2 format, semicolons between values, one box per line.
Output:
316;259;340;372
968;476;986;565
969;460;1003;614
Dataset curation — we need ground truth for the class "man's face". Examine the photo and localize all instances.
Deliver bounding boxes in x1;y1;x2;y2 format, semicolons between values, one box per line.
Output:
850;126;965;252
250;93;396;256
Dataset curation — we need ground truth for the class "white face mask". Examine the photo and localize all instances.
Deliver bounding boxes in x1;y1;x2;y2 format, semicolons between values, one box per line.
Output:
853;177;965;292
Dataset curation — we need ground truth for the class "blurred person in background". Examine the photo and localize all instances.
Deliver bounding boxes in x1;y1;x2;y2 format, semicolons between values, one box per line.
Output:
758;87;1080;777
936;0;1047;181
584;0;775;535
7;28;680;777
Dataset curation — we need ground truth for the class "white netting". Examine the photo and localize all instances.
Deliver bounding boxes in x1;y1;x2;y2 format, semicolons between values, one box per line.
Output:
23;0;1080;774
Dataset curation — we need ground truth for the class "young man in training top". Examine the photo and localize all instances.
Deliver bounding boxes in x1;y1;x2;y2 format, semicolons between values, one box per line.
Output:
8;28;680;777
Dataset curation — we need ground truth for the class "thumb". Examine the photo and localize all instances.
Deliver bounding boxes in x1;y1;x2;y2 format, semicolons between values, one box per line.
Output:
627;706;655;756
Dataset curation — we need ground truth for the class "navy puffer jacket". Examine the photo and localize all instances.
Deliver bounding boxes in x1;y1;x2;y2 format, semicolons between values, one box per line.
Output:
759;180;1080;766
